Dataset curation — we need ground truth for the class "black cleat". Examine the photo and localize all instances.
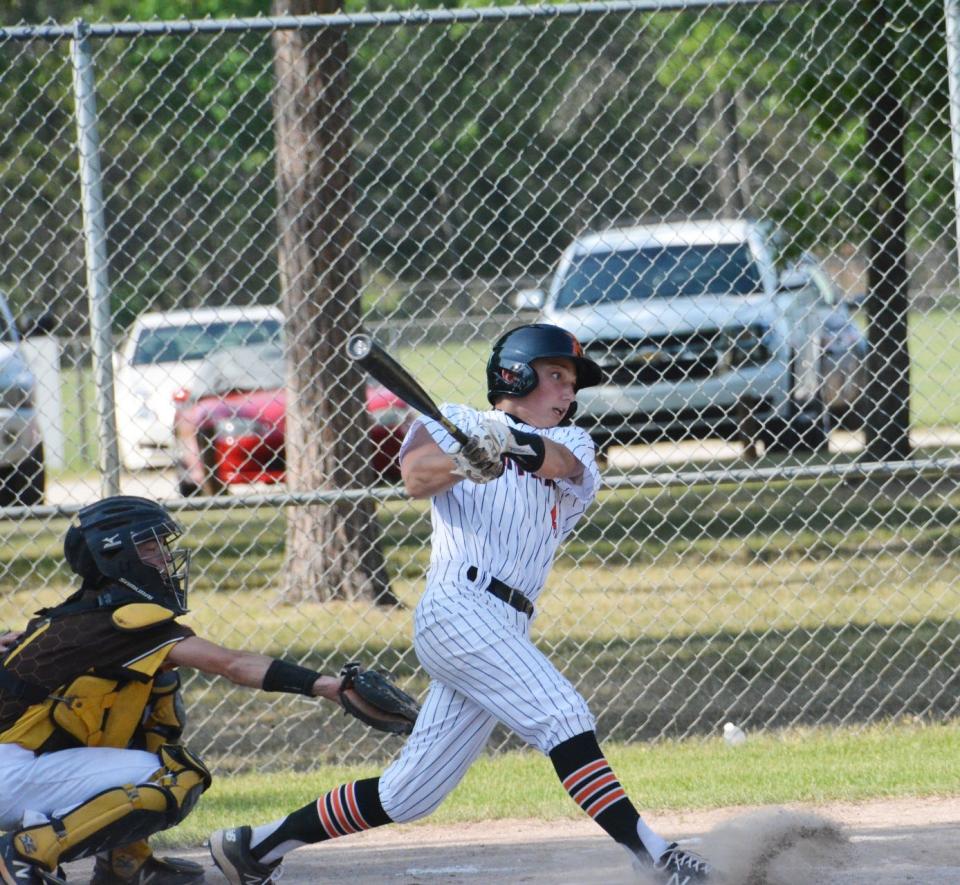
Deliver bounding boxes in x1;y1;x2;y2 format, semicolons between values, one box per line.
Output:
90;851;205;884
0;833;44;885
208;827;281;885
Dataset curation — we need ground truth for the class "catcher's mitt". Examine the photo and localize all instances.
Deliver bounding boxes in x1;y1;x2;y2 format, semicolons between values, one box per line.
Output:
338;662;420;736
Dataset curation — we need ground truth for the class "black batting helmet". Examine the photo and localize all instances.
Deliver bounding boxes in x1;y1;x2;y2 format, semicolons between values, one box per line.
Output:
486;323;603;405
64;495;191;614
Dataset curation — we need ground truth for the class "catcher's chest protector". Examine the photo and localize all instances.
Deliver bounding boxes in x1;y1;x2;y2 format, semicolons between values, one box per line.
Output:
0;604;179;752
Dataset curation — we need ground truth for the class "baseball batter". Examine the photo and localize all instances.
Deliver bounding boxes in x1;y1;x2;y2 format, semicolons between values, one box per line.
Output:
209;324;711;884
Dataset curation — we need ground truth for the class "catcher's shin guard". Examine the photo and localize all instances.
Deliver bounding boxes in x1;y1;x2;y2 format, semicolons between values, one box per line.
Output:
9;744;211;873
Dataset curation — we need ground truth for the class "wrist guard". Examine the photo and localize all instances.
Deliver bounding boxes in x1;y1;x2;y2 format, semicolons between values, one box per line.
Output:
263;659;320;696
505;428;546;472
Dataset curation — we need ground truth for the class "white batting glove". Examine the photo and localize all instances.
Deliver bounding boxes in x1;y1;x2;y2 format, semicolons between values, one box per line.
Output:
450;420;509;483
476;417;547;473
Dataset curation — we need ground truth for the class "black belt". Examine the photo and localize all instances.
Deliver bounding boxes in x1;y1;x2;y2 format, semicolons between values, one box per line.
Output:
467;566;534;618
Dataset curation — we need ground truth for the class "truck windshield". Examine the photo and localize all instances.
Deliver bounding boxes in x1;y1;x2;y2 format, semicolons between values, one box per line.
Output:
554;243;763;308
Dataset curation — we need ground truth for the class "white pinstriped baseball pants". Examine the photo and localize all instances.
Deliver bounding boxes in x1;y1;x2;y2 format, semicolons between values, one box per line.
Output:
379;574;595;823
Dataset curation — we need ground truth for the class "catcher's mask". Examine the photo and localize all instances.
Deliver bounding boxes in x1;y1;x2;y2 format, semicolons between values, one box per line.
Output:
64;495;191;614
486;323;603;414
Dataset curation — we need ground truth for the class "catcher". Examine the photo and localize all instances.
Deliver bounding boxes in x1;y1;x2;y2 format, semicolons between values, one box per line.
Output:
0;495;418;885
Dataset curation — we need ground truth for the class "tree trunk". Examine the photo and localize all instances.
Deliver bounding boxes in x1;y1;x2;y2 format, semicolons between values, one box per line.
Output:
712;89;747;217
272;0;395;604
862;0;912;463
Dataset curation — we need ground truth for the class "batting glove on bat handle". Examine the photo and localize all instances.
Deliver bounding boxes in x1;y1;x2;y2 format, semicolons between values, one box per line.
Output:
451;438;504;484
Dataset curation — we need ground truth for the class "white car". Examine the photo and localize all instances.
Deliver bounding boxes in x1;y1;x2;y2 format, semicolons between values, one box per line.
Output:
519;219;855;454
114;305;282;470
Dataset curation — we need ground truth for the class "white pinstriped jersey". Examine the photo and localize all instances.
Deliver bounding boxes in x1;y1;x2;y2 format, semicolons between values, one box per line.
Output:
399;403;600;602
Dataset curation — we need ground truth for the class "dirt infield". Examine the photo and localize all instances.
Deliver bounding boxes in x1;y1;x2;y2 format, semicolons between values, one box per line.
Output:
68;796;959;884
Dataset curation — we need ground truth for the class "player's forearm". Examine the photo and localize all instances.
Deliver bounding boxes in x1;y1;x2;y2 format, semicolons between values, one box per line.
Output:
534;438;585;482
402;450;461;498
170;637;338;699
218;650;279;688
228;654;341;701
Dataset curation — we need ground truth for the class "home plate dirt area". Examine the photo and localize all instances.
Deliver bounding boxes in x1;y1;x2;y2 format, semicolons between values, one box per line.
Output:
67;796;960;884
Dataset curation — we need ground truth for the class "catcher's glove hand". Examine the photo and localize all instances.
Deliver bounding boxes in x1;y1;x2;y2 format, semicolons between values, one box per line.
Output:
338;662;420;736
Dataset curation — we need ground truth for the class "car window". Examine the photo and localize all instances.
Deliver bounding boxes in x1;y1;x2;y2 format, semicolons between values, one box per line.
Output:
555;243;763;308
132;318;282;365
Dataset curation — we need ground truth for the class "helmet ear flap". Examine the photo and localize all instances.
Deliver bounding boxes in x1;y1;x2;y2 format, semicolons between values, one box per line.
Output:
64;524;100;581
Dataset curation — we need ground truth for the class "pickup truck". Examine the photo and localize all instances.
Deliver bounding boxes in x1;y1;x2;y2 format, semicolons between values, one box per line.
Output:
518;219;861;454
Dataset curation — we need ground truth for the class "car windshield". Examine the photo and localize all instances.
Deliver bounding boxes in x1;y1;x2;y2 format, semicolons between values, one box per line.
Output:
132;318;282;365
554;243;763;308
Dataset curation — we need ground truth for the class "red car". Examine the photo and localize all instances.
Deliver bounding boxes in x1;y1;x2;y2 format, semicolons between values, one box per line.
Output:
173;343;412;496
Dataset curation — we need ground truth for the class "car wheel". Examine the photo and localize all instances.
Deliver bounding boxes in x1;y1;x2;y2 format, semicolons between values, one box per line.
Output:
178;476;201;497
0;445;45;507
763;395;829;454
198;432;227;496
836;388;869;431
760;353;830;455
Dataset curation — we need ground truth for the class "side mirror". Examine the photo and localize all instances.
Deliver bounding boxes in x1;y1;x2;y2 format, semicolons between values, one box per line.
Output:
777;268;809;292
513;288;545;311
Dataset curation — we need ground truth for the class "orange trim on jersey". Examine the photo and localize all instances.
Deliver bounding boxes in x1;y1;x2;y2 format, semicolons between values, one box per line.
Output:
331;787;358;835
586;788;627;818
573;772;617;806
345;782;370;830
562;758;607;792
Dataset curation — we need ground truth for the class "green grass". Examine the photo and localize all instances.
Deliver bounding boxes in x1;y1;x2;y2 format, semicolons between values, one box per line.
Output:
911;307;960;427
4;478;959;772
396;340;490;409
159;720;960;847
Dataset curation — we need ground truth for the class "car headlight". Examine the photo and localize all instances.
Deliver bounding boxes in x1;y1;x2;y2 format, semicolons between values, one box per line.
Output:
726;324;773;368
213;416;269;439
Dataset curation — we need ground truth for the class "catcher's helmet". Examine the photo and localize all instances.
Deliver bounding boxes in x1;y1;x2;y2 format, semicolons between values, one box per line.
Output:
63;495;190;614
486;323;603;405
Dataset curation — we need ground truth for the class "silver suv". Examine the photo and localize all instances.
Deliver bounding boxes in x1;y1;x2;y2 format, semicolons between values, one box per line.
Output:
520;219;853;454
0;292;44;506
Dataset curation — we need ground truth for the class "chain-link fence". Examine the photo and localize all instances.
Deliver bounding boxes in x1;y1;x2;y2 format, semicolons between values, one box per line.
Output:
1;0;959;772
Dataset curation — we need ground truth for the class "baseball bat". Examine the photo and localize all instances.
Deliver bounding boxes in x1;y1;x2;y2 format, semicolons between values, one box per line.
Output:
346;334;471;446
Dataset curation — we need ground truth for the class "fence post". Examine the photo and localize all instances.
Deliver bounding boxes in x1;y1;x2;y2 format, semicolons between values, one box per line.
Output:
946;0;960;275
71;18;121;497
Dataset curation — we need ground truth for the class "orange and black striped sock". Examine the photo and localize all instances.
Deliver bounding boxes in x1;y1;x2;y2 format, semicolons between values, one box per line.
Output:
550;732;664;861
250;777;392;863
